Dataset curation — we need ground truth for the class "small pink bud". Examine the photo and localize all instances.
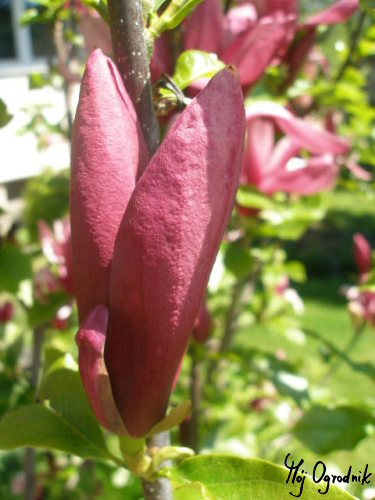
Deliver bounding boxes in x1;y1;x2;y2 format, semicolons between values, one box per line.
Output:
353;233;372;277
0;301;13;323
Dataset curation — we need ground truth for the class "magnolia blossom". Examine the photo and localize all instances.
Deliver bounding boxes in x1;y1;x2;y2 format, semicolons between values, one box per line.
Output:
152;0;358;91
343;234;375;327
179;0;295;91
0;301;14;323
353;232;372;280
241;101;349;196
71;49;245;437
37;217;74;296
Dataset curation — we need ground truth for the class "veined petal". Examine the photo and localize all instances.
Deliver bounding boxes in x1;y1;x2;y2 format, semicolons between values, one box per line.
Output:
71;49;149;323
245;101;350;155
105;67;245;437
221;13;295;87
76;305;129;435
301;0;359;28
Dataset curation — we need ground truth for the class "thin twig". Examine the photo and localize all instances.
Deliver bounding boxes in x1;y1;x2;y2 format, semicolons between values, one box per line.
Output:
335;11;366;83
141;432;173;500
24;326;45;500
206;281;243;385
188;349;202;453
320;323;366;384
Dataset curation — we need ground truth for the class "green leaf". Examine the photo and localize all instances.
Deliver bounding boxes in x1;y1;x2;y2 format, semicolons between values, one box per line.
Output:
0;404;111;460
163;455;356;499
236;186;276;211
293;405;375;454
36;356;108;453
283;261;306;283
145;400;191;437
224;242;253;279
0;245;32;294
172;51;225;90
0;356;120;462
150;0;203;35
174;482;215;500
0;99;12;128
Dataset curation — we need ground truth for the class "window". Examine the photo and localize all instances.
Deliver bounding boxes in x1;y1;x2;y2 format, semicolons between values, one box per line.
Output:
0;0;55;76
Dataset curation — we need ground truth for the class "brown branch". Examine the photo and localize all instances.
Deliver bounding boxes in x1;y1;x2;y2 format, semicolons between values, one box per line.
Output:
107;0;159;156
335;11;366;83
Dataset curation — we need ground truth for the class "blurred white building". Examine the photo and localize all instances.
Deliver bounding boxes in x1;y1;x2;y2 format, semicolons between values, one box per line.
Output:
0;0;79;233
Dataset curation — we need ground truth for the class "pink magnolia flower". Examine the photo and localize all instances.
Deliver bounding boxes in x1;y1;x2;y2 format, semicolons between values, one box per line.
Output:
151;0;295;88
0;301;14;323
37;217;74;296
342;234;374;327
180;0;295;91
345;287;375;328
71;49;245;437
33;268;60;304
241;101;349;196
353;233;372;281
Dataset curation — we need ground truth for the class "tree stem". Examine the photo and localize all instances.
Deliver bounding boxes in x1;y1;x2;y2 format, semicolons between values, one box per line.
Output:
107;0;159;156
141;432;173;500
206;281;243;385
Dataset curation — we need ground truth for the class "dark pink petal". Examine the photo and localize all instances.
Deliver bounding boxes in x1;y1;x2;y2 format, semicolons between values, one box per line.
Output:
71;49;149;324
76;305;128;435
150;32;173;82
301;0;359;28
221;13;295;87
245;101;350;155
353;233;372;276
0;302;14;323
241;119;275;185
222;4;257;48
262;0;298;16
259;153;338;195
183;0;224;54
283;27;316;86
105;67;245;437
